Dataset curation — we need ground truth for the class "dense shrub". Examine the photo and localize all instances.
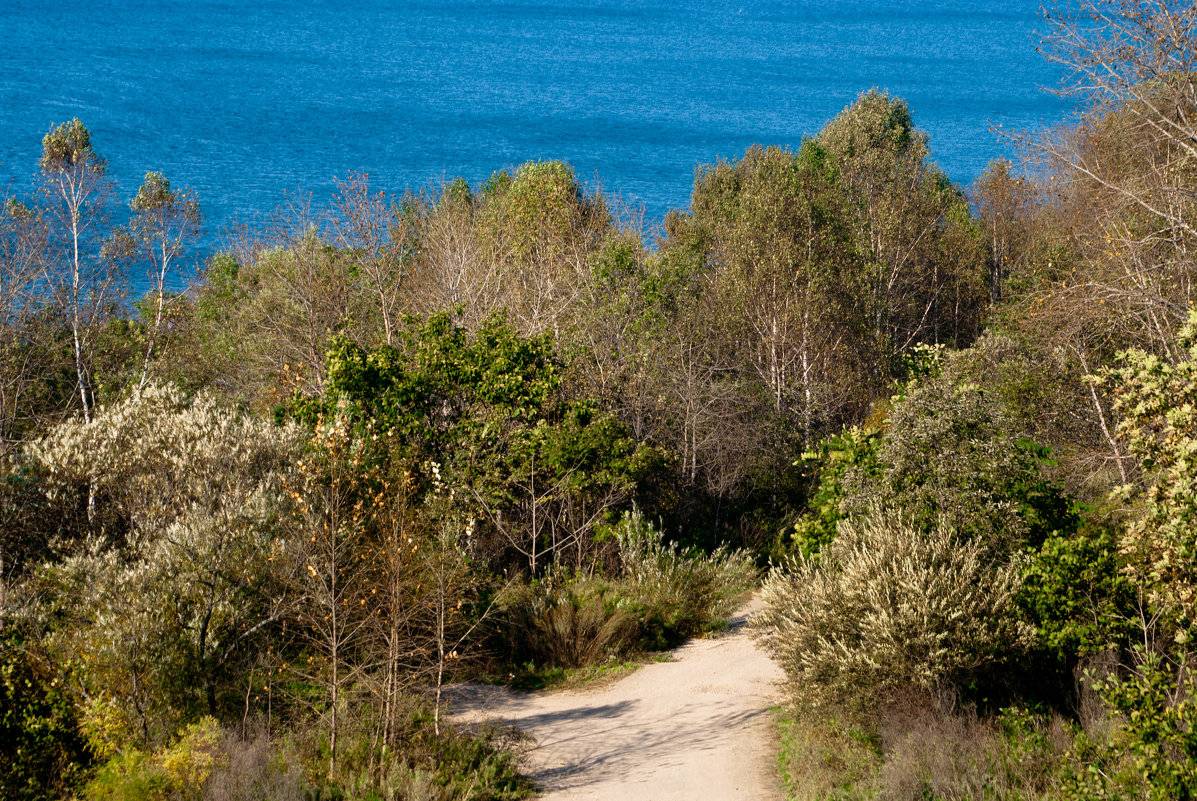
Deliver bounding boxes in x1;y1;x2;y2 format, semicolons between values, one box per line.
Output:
78;714;530;801
841;372;1072;554
787;425;882;559
1018;521;1136;661
755;509;1030;710
0;629;93;801
775;703;1075;801
83;717;225;801
27;385;302;740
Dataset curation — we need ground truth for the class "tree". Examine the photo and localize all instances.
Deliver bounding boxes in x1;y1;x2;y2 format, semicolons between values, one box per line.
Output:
818;91;987;361
108;173;200;390
37;120;119;423
972;159;1038;306
1011;1;1197;365
476;161;614;335
0;198;51;456
686;142;875;447
329;172;412;347
289;408;374;780
1039;0;1197;266
304;313;663;573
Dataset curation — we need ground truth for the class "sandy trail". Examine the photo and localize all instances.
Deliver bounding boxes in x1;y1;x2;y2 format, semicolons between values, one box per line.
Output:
450;600;784;800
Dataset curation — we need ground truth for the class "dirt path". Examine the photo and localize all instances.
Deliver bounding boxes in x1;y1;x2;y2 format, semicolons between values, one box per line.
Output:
451;600;784;800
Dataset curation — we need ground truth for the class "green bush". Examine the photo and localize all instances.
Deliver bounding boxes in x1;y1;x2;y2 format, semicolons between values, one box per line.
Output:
1057;649;1197;801
756;508;1031;710
0;629;93;801
788;425;882;560
1018;521;1136;661
83;717;224;801
842;361;1074;556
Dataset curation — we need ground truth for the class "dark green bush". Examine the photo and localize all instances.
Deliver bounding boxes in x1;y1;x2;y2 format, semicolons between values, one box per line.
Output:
0;629;93;801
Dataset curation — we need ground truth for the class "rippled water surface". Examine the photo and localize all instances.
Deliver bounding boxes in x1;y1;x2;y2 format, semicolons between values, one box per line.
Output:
1;0;1071;249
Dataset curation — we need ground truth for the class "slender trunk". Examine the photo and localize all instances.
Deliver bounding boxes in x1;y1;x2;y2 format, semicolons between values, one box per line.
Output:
138;241;170;391
433;556;446;737
198;603;218;714
1077;346;1129;484
529;453;538;574
70;205;98;528
329;630;338;781
328;525;339;782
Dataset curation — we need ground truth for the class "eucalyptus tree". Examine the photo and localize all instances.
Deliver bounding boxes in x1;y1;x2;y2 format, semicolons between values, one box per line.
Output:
671;142;876;450
106;172;201;390
475;161;614;335
37;119;119;422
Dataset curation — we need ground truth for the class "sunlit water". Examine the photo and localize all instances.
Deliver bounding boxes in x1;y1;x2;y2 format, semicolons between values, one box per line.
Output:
1;0;1072;272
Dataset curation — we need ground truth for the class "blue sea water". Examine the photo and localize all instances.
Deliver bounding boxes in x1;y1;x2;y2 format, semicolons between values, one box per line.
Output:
1;0;1071;254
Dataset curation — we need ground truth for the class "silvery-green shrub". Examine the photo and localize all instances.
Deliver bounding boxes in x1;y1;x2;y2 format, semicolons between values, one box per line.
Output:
755;508;1031;710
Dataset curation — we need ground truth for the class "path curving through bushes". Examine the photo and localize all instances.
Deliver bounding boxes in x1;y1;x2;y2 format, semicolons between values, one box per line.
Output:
451;599;784;800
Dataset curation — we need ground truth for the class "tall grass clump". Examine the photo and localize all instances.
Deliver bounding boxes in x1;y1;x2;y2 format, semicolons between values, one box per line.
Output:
500;571;639;669
499;510;757;669
613;509;757;647
755;508;1030;710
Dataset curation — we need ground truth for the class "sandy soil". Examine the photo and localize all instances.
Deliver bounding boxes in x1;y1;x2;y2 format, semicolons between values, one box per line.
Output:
450;600;785;800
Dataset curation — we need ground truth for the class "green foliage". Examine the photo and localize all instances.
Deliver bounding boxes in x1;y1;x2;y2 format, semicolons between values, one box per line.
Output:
1019;521;1137;660
817;90;988;359
29;385;302;738
499;510;755;668
307;312;665;571
83;717;224;801
845;362;1076;554
1060;650;1197;801
788;426;882;559
1053;310;1197;800
40;119;105;175
0;629;93;801
313;312;562;455
499;571;638;669
479;160;610;267
756;509;1031;710
686;141;878;437
1099;310;1197;628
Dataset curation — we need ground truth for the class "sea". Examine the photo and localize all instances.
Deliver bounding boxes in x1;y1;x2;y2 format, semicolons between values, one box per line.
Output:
1;0;1072;265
